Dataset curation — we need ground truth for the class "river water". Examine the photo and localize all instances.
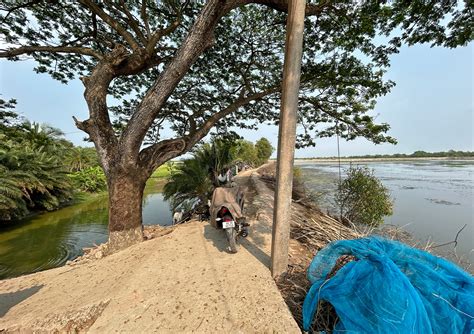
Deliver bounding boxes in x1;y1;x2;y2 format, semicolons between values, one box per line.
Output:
0;182;172;279
297;159;474;265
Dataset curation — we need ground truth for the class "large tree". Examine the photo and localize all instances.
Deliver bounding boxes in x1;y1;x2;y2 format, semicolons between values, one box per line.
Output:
1;1;470;250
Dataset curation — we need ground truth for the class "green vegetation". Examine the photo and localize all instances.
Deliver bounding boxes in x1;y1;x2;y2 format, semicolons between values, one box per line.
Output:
255;138;274;166
151;163;177;179
163;157;215;211
164;140;235;210
231;138;274;167
68;167;106;193
231;140;258;167
0;145;72;221
0;98;104;222
335;166;393;227
146;163;179;190
409;151;474;158
66;147;100;172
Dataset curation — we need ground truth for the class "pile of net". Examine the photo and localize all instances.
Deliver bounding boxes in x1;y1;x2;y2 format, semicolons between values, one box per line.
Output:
302;236;474;333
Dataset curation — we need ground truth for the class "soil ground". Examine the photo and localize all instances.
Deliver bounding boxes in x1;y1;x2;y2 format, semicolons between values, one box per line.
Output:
0;169;300;333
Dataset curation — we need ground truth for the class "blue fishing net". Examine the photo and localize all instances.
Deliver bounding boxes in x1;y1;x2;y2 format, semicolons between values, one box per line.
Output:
302;236;474;333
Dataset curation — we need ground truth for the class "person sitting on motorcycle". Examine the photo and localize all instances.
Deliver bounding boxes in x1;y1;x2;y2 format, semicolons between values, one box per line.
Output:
217;168;232;187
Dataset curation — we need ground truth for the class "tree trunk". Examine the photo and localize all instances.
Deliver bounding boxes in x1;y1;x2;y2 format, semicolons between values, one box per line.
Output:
106;172;146;253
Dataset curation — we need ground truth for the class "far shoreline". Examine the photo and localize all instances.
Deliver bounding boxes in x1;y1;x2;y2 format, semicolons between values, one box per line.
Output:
289;156;474;163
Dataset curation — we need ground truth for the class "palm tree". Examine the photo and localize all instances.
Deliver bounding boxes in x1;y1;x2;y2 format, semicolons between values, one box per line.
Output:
193;140;234;186
0;167;28;220
163;158;213;210
66;146;99;172
21;121;65;151
0;103;75;221
163;140;235;210
0;142;72;220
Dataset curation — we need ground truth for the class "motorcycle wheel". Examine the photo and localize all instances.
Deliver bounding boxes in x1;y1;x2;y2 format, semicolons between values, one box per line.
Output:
240;226;249;238
225;228;238;253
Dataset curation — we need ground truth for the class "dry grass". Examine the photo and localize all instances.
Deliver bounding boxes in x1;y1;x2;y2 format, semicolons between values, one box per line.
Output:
279;215;364;333
255;163;367;332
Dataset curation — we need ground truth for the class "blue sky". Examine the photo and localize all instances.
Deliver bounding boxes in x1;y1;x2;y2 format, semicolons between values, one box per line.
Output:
0;42;472;158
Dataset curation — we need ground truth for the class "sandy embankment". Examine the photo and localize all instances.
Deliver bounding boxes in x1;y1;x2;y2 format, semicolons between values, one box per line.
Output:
0;170;301;333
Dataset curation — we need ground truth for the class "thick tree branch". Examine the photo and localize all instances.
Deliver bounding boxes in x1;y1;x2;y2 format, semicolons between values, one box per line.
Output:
1;0;42;23
186;87;279;149
138;138;187;175
146;19;181;54
138;86;280;174
121;0;227;158
78;0;140;50
76;57;122;172
0;45;103;59
141;0;151;36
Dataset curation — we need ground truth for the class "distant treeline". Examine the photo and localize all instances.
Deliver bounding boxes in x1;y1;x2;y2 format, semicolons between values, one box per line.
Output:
299;150;474;160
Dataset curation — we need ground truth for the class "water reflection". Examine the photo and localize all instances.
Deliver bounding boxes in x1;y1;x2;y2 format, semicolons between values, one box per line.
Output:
0;188;172;279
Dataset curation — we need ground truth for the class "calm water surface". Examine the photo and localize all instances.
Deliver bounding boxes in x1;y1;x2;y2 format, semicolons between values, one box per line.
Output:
0;183;172;279
298;160;474;265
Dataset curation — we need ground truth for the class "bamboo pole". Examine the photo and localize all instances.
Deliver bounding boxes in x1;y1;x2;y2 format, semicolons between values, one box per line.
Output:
271;0;306;278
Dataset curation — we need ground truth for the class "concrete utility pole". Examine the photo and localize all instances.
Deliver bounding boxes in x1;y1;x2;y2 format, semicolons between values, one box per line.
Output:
271;0;306;278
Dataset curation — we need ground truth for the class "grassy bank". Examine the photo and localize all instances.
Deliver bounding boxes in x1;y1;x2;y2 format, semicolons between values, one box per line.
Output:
71;190;107;204
146;163;176;191
68;164;174;205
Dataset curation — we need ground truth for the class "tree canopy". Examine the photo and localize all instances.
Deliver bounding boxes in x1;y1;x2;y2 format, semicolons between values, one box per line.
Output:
2;1;470;157
255;137;274;165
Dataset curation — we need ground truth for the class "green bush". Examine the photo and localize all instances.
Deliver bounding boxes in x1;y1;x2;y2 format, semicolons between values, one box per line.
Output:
255;137;274;165
335;166;393;226
231;139;258;167
69;166;107;193
152;162;177;178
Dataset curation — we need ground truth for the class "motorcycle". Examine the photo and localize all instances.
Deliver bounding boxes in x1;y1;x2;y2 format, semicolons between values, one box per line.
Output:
210;187;248;253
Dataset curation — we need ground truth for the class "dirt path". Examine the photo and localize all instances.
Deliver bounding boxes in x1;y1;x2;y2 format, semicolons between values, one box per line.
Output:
0;171;300;333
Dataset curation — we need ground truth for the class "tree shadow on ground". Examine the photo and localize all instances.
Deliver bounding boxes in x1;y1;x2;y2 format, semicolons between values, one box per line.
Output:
203;224;271;269
0;285;44;317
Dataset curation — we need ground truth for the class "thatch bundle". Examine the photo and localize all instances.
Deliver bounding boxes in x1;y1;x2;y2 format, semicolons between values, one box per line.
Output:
254;163;364;332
